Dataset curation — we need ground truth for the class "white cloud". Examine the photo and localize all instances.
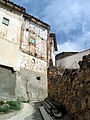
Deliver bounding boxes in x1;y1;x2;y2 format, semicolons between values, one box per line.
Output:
12;0;90;53
42;0;90;53
56;31;90;54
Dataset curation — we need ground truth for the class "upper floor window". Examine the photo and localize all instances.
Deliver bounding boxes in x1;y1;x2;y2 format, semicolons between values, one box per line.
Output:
30;38;36;44
2;17;9;26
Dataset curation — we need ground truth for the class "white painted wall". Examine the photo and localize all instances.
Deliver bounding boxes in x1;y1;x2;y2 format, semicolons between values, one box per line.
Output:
0;4;22;70
21;19;48;62
56;49;90;69
23;20;47;40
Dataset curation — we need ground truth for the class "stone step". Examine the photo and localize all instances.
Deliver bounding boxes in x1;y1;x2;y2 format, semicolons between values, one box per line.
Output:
43;99;63;118
45;98;67;116
45;98;56;109
52;109;62;118
42;100;52;110
42;101;52;114
39;106;53;120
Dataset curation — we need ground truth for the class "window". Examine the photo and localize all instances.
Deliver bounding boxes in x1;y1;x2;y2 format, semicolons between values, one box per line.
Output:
2;17;9;26
30;38;36;44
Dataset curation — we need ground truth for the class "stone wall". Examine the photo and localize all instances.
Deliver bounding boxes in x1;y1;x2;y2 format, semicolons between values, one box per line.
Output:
15;68;47;102
16;50;48;102
48;54;90;120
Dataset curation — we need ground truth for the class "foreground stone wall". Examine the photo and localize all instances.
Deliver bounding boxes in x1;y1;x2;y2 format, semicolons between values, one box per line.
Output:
48;54;90;120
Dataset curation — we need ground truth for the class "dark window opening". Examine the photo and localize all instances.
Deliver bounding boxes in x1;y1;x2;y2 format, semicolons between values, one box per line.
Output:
26;28;29;31
10;9;12;12
36;77;41;80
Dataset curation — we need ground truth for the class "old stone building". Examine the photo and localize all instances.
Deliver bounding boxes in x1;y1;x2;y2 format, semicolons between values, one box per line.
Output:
16;13;51;101
0;0;57;101
0;0;25;99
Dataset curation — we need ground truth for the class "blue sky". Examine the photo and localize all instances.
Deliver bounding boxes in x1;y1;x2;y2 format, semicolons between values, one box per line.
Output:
12;0;90;53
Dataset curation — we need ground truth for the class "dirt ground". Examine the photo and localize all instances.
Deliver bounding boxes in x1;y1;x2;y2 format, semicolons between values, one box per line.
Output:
0;102;43;120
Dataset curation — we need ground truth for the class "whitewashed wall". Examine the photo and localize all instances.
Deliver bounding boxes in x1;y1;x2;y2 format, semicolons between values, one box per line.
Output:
21;19;48;61
0;4;22;71
56;49;90;69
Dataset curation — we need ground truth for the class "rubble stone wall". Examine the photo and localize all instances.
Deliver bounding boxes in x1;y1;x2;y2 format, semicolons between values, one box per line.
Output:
48;54;90;120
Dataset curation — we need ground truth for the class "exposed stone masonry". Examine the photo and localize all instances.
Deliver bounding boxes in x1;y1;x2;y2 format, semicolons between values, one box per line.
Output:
48;54;90;120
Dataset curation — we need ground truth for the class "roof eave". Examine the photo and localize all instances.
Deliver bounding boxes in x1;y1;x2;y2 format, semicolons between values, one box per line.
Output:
23;12;50;30
0;0;25;12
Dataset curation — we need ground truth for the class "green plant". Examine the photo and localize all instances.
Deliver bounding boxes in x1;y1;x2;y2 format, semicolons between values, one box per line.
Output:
0;100;21;113
0;104;11;113
6;100;21;110
0;100;5;105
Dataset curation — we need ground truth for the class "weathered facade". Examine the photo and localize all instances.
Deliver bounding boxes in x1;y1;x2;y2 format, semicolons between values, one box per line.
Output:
0;0;25;70
15;13;50;101
0;0;57;101
0;0;25;99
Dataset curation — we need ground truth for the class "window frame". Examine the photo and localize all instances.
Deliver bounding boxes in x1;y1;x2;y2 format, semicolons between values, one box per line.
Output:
29;36;36;45
2;17;9;26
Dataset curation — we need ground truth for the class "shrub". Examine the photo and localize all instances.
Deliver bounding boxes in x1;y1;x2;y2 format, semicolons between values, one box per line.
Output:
0;100;21;113
0;104;11;113
6;100;21;110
